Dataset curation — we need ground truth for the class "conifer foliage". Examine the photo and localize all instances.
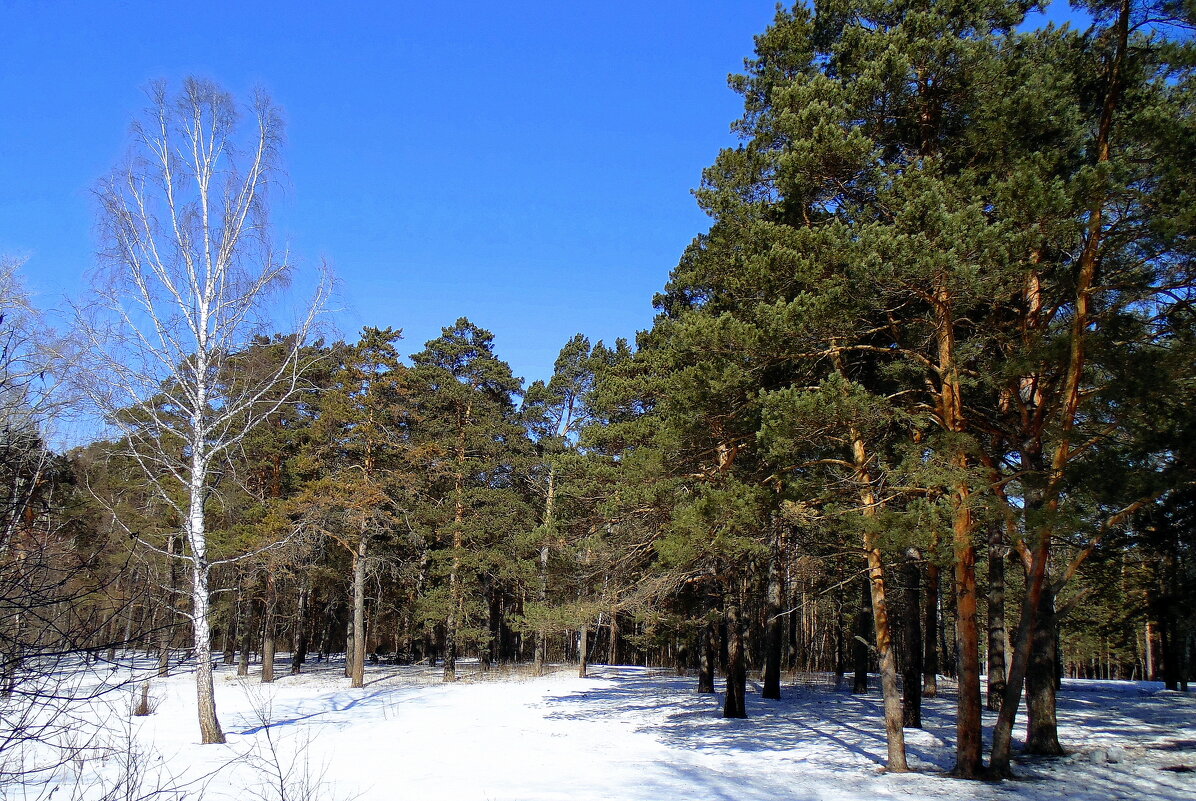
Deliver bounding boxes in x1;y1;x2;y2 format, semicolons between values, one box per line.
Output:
1;1;1194;782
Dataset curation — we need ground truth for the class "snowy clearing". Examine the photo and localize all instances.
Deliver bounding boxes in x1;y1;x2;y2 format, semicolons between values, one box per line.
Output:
5;658;1195;801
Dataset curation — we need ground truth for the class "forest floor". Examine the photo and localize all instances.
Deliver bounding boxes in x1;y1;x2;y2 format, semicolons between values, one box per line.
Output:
5;657;1196;801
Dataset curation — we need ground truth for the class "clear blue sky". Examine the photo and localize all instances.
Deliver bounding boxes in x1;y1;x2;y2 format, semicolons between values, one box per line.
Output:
0;1;1082;388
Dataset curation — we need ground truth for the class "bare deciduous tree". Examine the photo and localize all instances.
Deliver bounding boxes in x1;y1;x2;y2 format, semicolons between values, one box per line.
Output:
76;78;328;744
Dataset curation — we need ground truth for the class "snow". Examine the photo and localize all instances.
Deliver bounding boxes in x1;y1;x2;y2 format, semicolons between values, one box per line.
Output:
5;658;1195;801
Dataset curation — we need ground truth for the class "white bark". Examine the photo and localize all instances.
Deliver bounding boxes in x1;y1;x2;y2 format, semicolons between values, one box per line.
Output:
76;78;328;745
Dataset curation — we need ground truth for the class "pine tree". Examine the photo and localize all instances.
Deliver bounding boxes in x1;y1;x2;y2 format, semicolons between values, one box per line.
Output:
521;334;600;675
302;328;415;687
410;319;530;681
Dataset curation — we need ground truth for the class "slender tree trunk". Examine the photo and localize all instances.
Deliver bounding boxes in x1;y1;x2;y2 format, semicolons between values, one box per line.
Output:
698;616;717;693
923;555;940;696
351;535;367;688
444;550;461;684
834;593;845;688
951;519;984;777
723;595;747;719
991;533;1049;776
578;623;589;678
841;404;910;768
608;609;620;666
225;578;241;666
762;524;784;700
987;521;1007;712
121;579;137;656
903;549;922;728
833;347;909;778
483;583;499;670
853;575;871;694
444;399;471;683
867;548;909;770
533;541;549;676
534;467;557;677
931;284;984;778
238;593;253;678
292;581;310;674
1145;620;1155;680
158;534;180;677
261;572;277;683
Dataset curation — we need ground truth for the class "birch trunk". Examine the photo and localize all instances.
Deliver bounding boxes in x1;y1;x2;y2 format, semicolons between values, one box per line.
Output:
188;434;224;744
190;552;222;743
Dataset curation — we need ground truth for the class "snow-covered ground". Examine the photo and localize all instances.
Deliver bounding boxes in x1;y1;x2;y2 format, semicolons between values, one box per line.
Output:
5;657;1195;801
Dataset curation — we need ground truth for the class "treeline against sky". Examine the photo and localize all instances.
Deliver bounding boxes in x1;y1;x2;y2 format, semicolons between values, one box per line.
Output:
2;0;1195;780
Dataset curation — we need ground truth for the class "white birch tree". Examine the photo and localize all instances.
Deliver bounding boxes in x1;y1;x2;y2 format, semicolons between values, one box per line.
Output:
76;78;327;744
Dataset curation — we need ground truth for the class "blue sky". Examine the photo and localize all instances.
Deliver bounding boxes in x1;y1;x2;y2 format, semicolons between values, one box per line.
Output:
1;1;1082;389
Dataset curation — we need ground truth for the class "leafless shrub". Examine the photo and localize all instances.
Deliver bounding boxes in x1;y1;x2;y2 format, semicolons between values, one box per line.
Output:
240;684;359;801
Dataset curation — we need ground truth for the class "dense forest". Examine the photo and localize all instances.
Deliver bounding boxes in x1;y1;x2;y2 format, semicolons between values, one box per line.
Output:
2;0;1194;782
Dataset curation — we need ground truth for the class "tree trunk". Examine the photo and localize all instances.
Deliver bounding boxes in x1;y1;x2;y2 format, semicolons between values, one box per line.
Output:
762;527;784;700
987;521;1007;712
221;590;235;666
291;582;310;675
483;584;501;670
902;549;922;728
923;557;940;696
852;575;871;694
866;548;909;770
930;280;984;778
839;396;909;768
444;399;471;683
261;572;277;684
533;542;549;676
950;525;984;777
534;465;557;677
698;617;717;693
608;610;620;666
1025;584;1063;755
723;597;747;719
158;534;181;677
990;532;1049;776
351;536;367;688
238;591;253;677
834;592;845;688
578;623;589;678
191;558;224;744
